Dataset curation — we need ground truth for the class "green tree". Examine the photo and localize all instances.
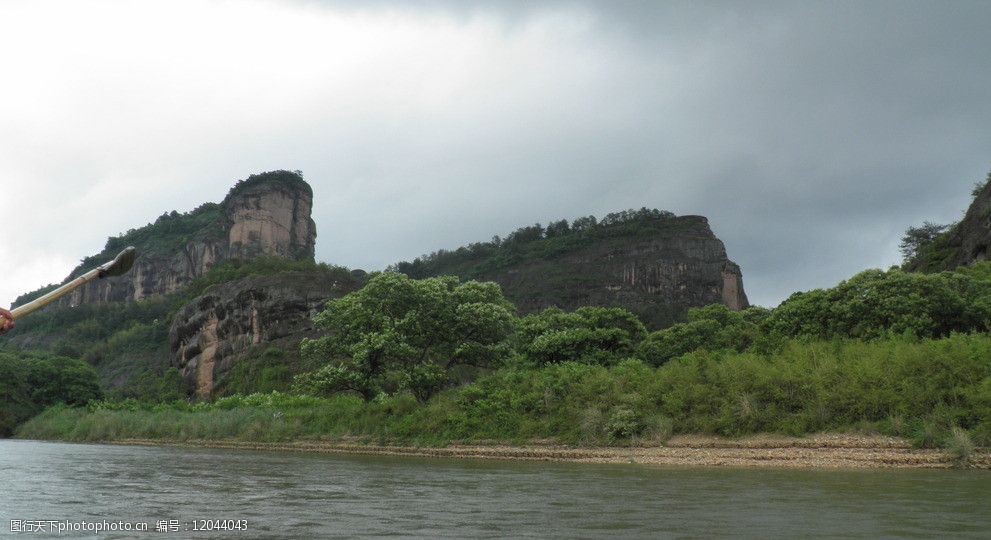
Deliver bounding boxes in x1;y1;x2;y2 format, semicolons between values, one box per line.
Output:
294;273;516;401
571;215;597;231
0;351;102;435
24;355;103;406
545;219;571;238
764;268;991;340
900;221;950;263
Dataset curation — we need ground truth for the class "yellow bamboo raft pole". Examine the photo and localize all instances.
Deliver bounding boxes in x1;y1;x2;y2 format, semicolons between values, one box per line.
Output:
3;247;137;323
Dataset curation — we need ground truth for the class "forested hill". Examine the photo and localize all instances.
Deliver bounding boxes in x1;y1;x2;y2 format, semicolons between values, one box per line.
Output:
392;208;749;329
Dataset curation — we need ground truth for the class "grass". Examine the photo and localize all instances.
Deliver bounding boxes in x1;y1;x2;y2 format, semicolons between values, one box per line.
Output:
946;427;975;468
16;334;991;458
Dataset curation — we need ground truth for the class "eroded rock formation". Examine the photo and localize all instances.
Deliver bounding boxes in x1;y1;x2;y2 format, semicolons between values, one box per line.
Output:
56;171;316;306
170;271;359;399
227;177;316;261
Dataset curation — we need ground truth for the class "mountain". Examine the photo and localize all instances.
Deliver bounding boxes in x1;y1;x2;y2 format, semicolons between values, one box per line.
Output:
3;171;325;396
4;182;748;399
393;209;748;329
14;170;316;308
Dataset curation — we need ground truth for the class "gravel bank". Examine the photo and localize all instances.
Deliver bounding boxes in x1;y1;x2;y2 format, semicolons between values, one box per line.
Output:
110;434;991;469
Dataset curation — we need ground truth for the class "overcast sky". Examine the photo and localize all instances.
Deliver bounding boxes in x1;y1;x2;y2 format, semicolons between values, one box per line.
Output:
1;0;989;308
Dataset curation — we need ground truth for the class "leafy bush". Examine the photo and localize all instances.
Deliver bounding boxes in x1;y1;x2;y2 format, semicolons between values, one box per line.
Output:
655;334;991;439
516;307;646;366
294;273;516;401
763;267;991;340
637;305;770;366
214;346;312;397
0;351;102;435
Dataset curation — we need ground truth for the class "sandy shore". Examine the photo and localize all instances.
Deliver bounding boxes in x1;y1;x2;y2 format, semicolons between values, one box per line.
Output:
111;434;991;469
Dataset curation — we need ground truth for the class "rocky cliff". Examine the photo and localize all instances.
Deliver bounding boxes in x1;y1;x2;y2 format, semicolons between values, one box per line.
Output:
38;171;317;307
907;177;991;272
395;211;748;329
170;270;360;399
226;175;316;261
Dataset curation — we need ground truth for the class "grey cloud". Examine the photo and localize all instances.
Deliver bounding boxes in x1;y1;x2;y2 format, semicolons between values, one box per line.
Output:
1;0;988;309
307;1;991;306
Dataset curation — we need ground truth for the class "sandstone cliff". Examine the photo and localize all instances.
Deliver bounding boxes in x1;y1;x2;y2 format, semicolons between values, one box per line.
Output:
226;175;316;261
43;171;317;306
169;270;360;399
395;211;748;329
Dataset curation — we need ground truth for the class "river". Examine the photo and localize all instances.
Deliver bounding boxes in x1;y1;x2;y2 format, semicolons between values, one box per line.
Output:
0;440;988;539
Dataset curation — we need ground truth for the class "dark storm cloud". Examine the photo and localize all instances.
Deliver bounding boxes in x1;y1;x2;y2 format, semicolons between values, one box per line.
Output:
2;1;988;307
301;1;991;306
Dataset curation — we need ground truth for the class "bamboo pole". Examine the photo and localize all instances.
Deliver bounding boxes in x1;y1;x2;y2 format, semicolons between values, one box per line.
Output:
4;247;137;322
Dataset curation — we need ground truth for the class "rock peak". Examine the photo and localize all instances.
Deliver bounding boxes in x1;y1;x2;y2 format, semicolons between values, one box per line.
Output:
225;170;317;261
41;170;318;307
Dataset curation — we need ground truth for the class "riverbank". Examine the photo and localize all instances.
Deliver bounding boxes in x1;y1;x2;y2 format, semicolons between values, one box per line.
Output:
107;434;991;469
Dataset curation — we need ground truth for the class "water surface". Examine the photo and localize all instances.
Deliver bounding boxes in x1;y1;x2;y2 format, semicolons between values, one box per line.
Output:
1;440;988;538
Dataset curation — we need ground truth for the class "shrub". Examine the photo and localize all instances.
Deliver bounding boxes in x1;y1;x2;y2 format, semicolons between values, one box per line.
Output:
517;307;646;366
638;305;766;366
0;351;102;436
764;268;991;340
946;427;975;468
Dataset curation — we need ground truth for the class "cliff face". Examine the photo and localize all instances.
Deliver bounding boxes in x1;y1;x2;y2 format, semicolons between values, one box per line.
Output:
496;216;748;328
169;271;359;399
401;214;748;329
226;178;316;261
57;171;316;306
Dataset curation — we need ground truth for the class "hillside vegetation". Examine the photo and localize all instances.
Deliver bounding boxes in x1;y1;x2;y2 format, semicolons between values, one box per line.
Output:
0;257;356;399
0;351;101;436
19;263;991;460
392;208;679;279
18;334;991;455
